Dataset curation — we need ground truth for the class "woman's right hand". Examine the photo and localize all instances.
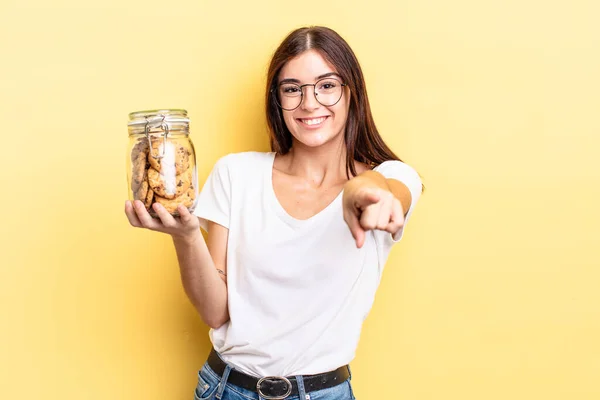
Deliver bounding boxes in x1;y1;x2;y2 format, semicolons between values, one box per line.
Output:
124;200;202;242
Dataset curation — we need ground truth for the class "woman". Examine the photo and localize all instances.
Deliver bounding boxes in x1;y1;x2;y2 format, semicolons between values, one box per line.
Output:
125;26;423;400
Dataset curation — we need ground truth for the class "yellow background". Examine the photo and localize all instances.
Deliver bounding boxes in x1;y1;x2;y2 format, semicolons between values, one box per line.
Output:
1;0;599;399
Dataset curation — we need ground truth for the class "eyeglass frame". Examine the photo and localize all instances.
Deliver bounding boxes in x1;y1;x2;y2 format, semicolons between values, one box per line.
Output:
271;77;348;111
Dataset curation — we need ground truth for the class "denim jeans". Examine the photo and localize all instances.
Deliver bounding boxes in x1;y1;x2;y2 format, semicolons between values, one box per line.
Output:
193;361;357;400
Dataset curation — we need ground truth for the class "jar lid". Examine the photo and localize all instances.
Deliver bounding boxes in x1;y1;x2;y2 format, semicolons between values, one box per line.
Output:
128;109;189;134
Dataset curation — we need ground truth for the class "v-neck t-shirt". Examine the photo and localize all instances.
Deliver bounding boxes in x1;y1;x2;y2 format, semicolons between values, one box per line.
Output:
193;151;422;377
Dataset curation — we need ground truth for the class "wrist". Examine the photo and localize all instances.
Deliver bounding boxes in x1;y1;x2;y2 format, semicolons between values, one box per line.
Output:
172;230;203;246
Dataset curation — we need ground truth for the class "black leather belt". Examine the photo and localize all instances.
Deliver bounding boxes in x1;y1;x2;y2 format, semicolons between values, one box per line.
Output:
207;349;350;399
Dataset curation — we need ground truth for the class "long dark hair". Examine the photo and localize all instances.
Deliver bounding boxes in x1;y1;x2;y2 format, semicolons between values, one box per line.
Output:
266;26;421;190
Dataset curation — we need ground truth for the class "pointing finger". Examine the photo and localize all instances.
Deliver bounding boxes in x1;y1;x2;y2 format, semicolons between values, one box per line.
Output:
345;211;366;248
354;188;380;209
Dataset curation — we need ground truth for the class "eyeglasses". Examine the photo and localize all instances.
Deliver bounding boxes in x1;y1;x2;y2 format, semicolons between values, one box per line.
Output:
273;77;347;111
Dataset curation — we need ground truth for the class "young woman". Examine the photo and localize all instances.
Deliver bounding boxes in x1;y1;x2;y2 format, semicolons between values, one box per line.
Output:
125;26;423;400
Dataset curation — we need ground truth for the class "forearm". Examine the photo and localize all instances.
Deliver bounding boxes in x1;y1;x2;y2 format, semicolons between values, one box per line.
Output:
172;233;229;329
354;170;389;189
348;170;412;216
346;170;390;195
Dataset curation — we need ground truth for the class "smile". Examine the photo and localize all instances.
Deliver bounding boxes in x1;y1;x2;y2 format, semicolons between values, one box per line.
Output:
297;116;329;127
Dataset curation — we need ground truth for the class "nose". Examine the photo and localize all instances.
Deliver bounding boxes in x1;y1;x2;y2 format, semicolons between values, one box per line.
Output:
300;85;320;111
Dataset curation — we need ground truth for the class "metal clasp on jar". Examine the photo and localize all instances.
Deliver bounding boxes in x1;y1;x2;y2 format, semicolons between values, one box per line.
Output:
144;114;169;159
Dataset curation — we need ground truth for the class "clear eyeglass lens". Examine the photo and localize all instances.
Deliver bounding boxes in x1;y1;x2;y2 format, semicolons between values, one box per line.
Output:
315;78;342;106
277;78;343;110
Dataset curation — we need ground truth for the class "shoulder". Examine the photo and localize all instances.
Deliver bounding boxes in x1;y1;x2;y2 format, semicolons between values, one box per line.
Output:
373;159;417;173
374;160;420;180
373;159;423;195
210;151;273;182
213;151;272;169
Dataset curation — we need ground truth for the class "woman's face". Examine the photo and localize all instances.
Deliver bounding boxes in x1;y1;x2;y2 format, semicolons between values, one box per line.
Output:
277;50;351;149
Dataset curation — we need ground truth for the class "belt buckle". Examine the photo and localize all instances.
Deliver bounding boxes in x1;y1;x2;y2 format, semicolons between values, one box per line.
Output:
256;376;292;400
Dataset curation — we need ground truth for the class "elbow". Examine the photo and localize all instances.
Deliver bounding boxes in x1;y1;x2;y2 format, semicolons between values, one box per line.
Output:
206;319;227;330
204;315;229;330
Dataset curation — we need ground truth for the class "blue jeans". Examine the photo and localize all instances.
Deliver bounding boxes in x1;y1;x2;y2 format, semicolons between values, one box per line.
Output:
194;361;357;400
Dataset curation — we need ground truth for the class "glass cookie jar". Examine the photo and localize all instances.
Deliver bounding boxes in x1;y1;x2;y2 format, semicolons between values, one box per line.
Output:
126;109;198;217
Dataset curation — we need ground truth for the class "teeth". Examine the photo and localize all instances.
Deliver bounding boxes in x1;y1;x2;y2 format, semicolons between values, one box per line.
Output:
301;117;326;125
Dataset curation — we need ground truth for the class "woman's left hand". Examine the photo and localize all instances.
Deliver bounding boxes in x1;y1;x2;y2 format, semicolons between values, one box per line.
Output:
342;179;405;248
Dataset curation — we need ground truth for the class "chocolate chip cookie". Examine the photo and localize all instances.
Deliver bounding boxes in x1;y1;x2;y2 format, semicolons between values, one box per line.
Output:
148;139;190;175
154;186;196;214
147;166;192;200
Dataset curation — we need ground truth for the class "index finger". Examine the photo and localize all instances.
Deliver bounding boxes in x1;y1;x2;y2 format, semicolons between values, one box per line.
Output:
354;188;380;209
132;200;162;230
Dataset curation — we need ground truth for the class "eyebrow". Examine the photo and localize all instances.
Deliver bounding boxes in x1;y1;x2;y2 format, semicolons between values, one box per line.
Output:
279;72;341;85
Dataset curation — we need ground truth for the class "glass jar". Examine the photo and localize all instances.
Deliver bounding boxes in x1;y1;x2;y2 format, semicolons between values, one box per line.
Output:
126;109;198;217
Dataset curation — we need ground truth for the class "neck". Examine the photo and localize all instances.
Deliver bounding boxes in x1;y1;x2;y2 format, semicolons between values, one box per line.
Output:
279;136;348;186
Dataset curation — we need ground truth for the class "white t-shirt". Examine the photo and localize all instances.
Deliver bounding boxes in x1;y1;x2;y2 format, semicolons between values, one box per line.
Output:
193;151;422;377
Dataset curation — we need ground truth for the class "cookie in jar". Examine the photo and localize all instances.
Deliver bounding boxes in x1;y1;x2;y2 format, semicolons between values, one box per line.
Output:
126;109;198;217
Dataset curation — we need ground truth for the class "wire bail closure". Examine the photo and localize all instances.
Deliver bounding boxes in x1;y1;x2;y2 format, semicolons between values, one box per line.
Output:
144;114;169;159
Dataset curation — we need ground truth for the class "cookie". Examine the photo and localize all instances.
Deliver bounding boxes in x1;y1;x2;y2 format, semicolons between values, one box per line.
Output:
148;139;190;175
130;138;149;162
154;186;196;214
144;187;154;209
147;167;192;200
130;152;147;193
134;177;149;204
